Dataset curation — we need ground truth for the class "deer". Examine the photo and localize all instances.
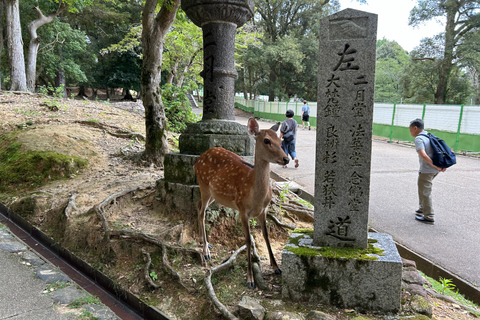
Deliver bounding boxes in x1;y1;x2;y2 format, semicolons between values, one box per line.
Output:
194;118;289;289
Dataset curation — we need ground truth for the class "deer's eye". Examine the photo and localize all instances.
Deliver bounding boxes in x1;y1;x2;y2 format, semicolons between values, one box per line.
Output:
264;138;271;145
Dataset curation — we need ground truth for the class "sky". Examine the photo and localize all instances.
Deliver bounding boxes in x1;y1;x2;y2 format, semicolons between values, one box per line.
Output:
338;0;445;52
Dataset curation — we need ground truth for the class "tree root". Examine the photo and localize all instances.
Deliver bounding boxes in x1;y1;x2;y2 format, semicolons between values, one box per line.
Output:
267;212;295;230
160;244;190;292
110;229;204;265
64;192;77;219
141;249;161;289
272;199;314;222
74;120;145;141
205;245;246;320
271;182;314;222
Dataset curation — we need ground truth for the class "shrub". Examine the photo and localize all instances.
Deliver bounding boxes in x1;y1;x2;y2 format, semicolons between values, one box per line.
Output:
161;84;199;133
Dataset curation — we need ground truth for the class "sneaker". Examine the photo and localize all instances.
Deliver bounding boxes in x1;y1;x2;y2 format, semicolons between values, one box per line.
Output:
309;126;311;130
415;209;423;214
415;216;434;224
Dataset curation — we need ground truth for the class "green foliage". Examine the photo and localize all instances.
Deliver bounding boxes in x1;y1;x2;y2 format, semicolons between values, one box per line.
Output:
374;39;410;103
439;277;456;295
68;294;102;308
149;271;158;281
161;84;199;133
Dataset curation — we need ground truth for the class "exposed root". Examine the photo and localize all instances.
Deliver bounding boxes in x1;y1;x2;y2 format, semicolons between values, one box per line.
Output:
271;182;314;222
141;249;161;289
64;192;77;219
74;120;145;141
267;212;295;230
110;229;204;265
205;245;246;320
161;244;190;292
105;129;145;141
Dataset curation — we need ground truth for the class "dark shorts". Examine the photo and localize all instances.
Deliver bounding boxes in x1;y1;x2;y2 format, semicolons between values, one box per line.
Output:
302;114;309;121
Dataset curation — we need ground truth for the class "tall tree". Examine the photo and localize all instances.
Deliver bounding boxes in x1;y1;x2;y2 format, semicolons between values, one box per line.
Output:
26;2;67;92
141;0;181;166
374;39;409;103
5;0;26;91
409;0;480;104
255;0;337;101
0;0;4;90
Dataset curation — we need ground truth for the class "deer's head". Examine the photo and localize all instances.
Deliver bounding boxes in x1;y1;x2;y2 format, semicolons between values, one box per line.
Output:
247;118;289;166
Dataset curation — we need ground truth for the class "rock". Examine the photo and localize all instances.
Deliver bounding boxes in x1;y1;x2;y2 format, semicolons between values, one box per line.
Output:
402;270;424;285
22;250;46;266
409;295;432;317
266;311;304;320
83;304;121;320
35;265;71;284
0;229;14;241
238;296;265;320
402;258;417;268
0;240;27;253
306;310;335;320
49;286;87;304
406;283;428;298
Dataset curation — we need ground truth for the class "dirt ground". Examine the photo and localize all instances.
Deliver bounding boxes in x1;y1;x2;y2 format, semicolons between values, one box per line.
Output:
0;90;478;320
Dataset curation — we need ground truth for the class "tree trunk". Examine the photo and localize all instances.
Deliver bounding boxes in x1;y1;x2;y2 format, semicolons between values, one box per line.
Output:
268;68;276;101
77;85;88;98
434;0;459;104
55;45;67;98
122;89;134;101
141;0;181;166
166;60;178;85
0;0;4;90
26;4;66;92
5;0;26;91
176;48;201;88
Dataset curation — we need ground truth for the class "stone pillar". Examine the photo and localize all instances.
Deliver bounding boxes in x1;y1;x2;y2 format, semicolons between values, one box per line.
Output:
313;8;377;249
179;0;255;156
157;0;255;216
281;9;403;313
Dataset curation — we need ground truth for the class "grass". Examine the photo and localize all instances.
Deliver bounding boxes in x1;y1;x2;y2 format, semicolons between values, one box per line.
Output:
420;271;480;314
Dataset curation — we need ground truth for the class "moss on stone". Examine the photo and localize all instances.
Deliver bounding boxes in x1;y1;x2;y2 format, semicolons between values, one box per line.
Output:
287;229;384;261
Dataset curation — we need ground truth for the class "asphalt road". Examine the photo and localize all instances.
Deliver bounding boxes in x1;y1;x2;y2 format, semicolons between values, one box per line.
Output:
234;115;480;290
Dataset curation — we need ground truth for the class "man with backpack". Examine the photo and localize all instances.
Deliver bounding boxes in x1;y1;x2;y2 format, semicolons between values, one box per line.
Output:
280;109;299;168
409;118;447;225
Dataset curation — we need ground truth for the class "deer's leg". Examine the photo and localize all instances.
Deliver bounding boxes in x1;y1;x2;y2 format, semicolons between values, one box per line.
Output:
258;209;281;275
197;190;213;260
241;212;255;289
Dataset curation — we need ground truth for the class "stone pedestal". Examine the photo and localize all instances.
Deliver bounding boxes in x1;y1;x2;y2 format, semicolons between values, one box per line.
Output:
179;121;254;156
282;232;402;313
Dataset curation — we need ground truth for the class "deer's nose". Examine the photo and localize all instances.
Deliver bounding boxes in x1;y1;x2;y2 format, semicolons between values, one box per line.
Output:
283;157;290;165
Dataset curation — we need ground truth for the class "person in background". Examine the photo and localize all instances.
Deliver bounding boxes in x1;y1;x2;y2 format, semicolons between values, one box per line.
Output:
301;100;310;130
409;118;446;225
280;109;299;168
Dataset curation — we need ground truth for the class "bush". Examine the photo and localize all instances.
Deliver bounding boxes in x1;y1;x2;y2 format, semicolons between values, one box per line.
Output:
161;84;199;133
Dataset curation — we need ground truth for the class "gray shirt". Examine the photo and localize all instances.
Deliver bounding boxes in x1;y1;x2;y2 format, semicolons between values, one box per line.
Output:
281;118;298;141
415;131;438;173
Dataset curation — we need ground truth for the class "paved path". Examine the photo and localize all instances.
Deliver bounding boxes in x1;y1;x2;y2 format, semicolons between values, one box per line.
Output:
232;114;480;291
0;223;121;320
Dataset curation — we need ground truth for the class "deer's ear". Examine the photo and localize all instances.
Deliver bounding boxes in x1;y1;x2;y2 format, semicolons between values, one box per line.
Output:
247;118;260;136
270;122;280;132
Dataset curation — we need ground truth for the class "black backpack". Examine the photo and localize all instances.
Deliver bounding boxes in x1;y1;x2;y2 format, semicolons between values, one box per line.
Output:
421;132;456;168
